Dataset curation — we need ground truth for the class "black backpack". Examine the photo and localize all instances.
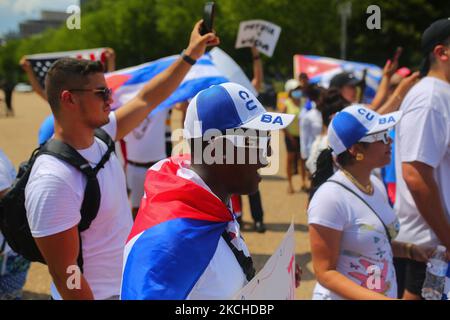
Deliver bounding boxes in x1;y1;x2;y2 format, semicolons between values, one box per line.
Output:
0;129;115;271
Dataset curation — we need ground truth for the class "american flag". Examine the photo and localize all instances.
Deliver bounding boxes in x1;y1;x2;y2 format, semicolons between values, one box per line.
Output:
26;48;107;88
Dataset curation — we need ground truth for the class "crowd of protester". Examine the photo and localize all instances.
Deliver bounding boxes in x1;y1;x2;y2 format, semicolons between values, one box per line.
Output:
0;18;449;300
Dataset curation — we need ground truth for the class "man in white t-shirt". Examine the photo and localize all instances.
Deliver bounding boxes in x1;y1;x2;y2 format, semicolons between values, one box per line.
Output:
123;109;169;218
394;18;450;300
24;21;219;300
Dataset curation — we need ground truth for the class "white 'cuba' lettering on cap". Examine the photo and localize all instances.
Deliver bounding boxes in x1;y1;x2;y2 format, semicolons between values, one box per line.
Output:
184;82;294;138
328;104;402;155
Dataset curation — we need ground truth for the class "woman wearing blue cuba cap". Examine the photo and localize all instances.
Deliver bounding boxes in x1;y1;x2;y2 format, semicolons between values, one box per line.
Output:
307;104;430;300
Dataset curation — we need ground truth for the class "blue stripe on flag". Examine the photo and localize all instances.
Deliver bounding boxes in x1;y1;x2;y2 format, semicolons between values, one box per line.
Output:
124;57;215;86
121;218;227;300
150;76;229;116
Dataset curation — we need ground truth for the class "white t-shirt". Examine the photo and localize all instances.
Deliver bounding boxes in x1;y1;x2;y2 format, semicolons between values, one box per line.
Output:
0;149;16;256
176;167;249;299
306;134;328;174
394;77;450;247
123;109;168;163
300;106;323;160
25;112;134;300
308;171;399;300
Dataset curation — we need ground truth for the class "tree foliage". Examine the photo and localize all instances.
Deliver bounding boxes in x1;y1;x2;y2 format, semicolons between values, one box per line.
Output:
1;0;449;83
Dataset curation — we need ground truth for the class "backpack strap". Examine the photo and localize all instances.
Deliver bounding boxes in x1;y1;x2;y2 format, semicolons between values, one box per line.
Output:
327;179;392;243
221;230;256;282
93;128;115;174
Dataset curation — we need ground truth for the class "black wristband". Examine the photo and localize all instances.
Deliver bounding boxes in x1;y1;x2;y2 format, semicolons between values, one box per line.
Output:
181;50;196;65
253;56;260;60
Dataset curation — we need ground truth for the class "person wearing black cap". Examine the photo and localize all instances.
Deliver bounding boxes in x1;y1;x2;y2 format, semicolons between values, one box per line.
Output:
329;72;360;103
394;18;450;300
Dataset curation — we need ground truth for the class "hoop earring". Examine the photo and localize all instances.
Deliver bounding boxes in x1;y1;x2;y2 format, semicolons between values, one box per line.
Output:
356;153;364;161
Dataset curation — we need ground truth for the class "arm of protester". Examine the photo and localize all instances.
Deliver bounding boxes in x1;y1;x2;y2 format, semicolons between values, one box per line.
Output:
174;101;189;125
250;47;263;93
310;224;394;300
376;72;420;114
402;161;450;257
391;241;433;263
370;59;398;110
34;226;94;300
104;48;116;73
19;56;47;101
114;20;219;141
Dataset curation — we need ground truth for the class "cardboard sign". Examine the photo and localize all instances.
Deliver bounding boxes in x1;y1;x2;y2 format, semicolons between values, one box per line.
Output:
233;221;296;300
235;20;281;57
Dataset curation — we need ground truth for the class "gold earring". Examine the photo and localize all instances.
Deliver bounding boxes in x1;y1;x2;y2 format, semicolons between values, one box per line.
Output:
356;153;364;161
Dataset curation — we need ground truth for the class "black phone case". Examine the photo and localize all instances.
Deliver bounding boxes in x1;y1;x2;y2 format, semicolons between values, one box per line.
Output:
200;2;215;35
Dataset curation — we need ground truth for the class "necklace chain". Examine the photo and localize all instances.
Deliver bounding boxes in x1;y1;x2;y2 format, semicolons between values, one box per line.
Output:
341;169;374;195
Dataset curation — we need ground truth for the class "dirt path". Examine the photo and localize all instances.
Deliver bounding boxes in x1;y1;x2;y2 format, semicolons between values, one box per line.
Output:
0;91;316;300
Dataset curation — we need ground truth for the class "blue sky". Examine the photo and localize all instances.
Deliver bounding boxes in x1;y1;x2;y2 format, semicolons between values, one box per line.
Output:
0;0;79;36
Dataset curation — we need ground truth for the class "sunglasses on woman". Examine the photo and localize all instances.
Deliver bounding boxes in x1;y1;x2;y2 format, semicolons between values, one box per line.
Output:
359;130;391;144
68;87;112;102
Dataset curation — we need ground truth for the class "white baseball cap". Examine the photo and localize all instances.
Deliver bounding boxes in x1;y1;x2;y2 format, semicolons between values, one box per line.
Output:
184;82;294;139
328;104;402;155
284;79;300;92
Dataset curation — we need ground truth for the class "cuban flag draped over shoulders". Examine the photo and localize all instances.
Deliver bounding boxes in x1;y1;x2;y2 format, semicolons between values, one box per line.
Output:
121;154;233;300
106;54;229;115
293;54;382;103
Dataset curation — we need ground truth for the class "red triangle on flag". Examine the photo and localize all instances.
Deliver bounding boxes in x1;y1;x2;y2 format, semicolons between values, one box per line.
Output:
295;55;340;78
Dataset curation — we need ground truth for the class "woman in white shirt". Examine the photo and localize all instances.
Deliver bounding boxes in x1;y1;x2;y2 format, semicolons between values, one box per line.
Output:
308;104;429;300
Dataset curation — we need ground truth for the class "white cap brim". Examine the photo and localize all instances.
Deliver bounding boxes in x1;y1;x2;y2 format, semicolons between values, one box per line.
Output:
367;110;403;134
240;112;295;131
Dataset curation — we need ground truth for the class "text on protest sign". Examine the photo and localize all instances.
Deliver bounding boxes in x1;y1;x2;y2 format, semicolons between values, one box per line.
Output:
235;20;281;57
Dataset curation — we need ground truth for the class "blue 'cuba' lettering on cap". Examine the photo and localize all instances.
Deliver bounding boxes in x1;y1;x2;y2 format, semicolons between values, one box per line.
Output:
379;116;395;124
196;85;242;133
357;108;375;121
333;112;368;148
238;90;258;111
261;114;284;125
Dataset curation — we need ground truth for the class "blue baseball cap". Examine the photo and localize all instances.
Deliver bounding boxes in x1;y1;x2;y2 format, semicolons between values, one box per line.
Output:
184;82;294;138
328;104;402;155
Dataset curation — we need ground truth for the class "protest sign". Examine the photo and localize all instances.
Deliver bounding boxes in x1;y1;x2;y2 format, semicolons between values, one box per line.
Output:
235;20;281;57
233;221;296;300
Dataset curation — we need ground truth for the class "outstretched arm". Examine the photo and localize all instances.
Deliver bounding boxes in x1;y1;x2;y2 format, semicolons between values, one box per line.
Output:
114;20;219;141
376;72;419;114
19;56;47;101
250;47;263;93
104;48;116;73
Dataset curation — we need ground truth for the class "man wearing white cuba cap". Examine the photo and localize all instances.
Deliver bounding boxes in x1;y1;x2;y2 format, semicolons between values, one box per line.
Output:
121;82;302;300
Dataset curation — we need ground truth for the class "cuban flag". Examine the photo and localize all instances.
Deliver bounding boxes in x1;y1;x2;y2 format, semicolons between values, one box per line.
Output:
106;54;229;116
293;54;382;102
121;154;234;300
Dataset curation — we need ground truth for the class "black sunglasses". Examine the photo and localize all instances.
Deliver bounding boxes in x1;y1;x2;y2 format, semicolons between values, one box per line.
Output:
68;87;112;102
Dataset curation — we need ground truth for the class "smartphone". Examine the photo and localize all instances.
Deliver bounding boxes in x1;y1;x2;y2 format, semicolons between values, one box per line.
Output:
200;2;215;35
